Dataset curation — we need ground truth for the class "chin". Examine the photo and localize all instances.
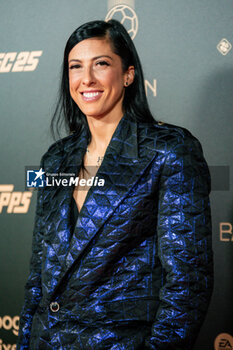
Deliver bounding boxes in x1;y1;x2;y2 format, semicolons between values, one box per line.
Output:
86;114;107;120
80;108;108;119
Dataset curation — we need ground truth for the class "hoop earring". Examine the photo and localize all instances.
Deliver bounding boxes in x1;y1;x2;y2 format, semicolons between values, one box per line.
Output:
125;82;128;86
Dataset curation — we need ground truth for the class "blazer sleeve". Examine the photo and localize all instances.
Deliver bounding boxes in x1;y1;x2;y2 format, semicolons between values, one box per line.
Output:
144;133;214;350
17;158;45;350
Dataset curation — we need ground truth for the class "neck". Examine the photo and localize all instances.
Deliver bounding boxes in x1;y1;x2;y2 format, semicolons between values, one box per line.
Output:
86;112;124;153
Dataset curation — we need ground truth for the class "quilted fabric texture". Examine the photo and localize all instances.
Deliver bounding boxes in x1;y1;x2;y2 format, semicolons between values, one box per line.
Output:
17;114;213;350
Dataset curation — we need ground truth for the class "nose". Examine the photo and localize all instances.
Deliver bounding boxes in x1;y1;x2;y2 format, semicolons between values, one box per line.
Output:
81;66;95;86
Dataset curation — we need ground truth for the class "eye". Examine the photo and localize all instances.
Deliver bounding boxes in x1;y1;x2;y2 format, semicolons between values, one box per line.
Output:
69;64;81;70
96;60;110;67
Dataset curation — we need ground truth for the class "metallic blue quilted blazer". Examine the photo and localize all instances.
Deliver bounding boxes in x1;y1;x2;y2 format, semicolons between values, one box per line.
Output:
17;114;213;350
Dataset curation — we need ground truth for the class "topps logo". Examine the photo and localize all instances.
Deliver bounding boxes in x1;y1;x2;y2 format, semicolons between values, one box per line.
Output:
0;51;42;73
0;185;32;214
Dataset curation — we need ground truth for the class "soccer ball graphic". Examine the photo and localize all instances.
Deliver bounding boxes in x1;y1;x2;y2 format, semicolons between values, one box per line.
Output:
105;5;138;39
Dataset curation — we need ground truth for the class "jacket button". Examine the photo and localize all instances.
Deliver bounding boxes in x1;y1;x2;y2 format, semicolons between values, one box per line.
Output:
50;302;60;312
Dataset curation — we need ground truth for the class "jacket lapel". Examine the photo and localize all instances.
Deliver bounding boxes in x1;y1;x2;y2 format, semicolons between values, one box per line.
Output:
63;115;157;272
44;128;88;269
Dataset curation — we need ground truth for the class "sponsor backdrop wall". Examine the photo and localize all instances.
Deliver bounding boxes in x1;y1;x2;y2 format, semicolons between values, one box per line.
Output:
0;1;232;349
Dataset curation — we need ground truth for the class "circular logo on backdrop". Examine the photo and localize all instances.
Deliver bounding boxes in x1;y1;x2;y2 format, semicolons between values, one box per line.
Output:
214;333;233;350
105;5;138;39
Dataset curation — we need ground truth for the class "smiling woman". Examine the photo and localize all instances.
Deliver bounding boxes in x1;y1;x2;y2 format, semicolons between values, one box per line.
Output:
68;37;135;212
17;20;213;350
68;37;134;123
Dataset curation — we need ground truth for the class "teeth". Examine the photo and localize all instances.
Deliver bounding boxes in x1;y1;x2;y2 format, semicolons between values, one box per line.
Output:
83;92;101;98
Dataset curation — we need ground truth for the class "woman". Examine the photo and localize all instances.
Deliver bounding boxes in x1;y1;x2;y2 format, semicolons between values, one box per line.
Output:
17;19;213;350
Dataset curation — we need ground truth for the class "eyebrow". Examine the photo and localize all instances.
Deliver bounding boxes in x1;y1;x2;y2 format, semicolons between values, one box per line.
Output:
69;55;113;63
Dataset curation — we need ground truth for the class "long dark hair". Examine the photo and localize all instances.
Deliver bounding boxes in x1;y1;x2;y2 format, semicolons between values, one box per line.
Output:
51;19;155;139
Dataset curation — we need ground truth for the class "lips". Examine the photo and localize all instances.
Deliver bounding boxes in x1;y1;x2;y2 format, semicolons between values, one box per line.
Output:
81;90;103;102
